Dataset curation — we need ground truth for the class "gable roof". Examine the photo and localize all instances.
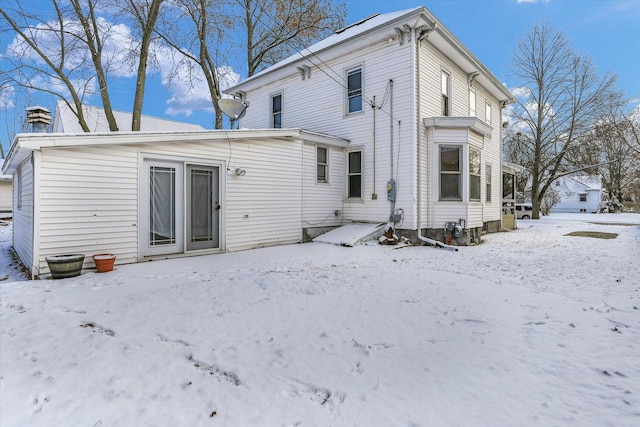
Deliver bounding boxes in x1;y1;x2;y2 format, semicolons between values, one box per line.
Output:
227;6;514;103
53;100;205;133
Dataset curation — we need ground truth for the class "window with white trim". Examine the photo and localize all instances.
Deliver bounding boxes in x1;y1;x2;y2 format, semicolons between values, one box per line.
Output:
16;166;23;210
439;145;461;200
317;146;328;183
579;193;587;202
347;150;362;198
486;164;492;202
469;89;476;117
470;147;481;201
270;92;282;128
441;70;451;116
485;101;492;125
346;67;362;114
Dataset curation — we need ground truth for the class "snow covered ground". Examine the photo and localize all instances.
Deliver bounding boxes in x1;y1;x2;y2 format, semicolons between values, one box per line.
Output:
1;213;639;426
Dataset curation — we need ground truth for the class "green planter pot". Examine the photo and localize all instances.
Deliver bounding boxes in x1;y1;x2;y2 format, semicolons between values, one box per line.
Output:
46;254;85;279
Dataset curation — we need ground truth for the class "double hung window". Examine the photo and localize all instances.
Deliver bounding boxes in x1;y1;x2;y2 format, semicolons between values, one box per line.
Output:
441;71;451;116
439;146;461;200
469;148;481;201
346;67;362;114
348;151;362;198
317;146;328;183
270;92;282;128
469;89;476;117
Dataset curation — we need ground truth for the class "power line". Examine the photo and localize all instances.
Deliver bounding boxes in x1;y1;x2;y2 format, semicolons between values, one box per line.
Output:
233;0;402;124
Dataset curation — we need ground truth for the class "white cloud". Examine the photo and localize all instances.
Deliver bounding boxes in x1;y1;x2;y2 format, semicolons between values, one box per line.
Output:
0;85;15;110
153;44;240;117
4;15;240;118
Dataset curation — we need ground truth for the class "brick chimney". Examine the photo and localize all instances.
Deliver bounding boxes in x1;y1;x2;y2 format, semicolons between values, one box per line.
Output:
26;106;52;133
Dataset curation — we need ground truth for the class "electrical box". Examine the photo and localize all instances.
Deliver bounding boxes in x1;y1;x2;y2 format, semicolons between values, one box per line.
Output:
387;179;396;202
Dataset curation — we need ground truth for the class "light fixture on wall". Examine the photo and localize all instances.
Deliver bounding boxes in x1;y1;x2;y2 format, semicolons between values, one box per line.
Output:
235;168;246;176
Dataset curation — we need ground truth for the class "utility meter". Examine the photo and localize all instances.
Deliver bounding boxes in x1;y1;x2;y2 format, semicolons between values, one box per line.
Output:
387;179;397;202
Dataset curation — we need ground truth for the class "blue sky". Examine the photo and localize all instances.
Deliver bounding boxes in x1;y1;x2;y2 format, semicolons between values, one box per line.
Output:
1;0;639;153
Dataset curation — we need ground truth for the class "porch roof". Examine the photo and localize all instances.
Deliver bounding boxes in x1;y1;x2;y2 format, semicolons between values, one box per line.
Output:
1;128;349;175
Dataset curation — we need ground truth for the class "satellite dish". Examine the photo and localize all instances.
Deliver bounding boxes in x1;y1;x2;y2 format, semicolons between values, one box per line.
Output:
218;98;248;129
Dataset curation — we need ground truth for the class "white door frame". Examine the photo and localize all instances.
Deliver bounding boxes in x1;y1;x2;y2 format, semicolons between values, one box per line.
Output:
139;154;225;258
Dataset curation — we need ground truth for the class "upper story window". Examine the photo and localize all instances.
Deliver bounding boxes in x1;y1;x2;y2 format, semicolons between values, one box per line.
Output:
485;101;492;125
348;150;362;198
317;146;328;183
469;147;481;201
439;145;461;200
346;67;363;114
441;70;451;116
469;89;476;117
579;193;587;202
270;92;282;128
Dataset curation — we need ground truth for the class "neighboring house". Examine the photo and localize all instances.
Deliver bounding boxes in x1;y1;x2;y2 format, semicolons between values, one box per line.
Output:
226;6;514;244
550;175;606;214
2;6;513;278
0;158;12;217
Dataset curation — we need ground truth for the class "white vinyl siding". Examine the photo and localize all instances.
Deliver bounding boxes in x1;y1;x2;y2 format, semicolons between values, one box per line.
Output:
236;36;415;226
12;158;34;272
25;133;346;276
303;143;344;228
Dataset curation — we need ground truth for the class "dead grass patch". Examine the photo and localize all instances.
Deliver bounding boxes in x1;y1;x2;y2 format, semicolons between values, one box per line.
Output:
564;231;618;239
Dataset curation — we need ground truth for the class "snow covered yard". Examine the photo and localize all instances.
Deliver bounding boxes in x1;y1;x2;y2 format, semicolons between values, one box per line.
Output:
1;214;639;426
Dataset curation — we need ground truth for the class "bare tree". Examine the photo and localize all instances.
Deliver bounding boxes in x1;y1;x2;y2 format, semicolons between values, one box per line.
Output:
570;92;640;202
1;1;96;131
156;0;232;129
506;21;617;219
1;0;164;132
240;0;346;77
119;0;164;131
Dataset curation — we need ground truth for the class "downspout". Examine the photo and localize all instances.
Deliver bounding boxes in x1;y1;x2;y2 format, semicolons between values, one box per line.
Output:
372;95;377;199
388;80;395;222
413;25;421;240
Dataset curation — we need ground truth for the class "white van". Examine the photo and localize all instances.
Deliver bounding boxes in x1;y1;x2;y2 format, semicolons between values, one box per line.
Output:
515;204;533;219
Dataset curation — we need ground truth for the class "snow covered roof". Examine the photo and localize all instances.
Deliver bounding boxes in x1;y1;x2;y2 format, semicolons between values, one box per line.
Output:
568;175;603;191
226;7;514;103
53;100;205;133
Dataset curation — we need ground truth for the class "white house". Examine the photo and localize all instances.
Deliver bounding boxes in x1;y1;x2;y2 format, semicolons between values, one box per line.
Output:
2;6;513;278
550;175;606;214
0;159;12;217
226;6;514;244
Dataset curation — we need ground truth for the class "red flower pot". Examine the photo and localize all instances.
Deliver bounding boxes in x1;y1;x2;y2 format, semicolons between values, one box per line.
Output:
93;254;116;273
